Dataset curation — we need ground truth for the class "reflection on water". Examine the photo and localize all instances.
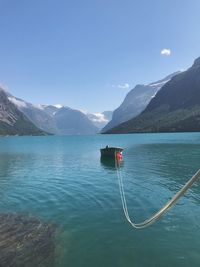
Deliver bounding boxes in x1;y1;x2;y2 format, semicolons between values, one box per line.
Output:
100;157;124;170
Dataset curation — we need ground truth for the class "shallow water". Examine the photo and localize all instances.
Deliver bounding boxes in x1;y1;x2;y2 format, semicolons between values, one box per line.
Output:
0;133;200;266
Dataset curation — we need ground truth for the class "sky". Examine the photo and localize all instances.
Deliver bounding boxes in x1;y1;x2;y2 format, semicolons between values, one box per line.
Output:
0;0;200;113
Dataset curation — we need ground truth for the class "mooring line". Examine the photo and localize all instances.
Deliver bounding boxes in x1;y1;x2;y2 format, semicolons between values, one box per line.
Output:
115;156;200;229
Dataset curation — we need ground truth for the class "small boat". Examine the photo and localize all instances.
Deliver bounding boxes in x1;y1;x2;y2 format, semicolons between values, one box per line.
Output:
100;146;123;158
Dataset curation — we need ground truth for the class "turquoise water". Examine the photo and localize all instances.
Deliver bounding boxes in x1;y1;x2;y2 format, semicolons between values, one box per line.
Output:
0;133;200;266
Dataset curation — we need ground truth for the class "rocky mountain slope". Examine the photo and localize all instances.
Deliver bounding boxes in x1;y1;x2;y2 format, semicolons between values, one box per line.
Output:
102;72;180;132
0;88;47;135
7;95;98;135
104;58;200;134
50;106;98;135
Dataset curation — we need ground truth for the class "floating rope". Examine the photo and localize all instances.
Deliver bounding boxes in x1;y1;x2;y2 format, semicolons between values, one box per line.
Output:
115;154;200;229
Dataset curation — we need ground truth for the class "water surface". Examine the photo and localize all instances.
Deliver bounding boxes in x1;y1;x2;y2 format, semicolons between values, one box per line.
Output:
0;133;200;266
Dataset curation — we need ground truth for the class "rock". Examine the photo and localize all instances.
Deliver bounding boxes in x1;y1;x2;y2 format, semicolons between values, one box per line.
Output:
0;213;56;267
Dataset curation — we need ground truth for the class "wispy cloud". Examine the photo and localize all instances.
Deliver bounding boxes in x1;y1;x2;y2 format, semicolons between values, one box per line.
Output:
112;83;130;89
0;83;9;92
161;48;171;56
92;113;108;123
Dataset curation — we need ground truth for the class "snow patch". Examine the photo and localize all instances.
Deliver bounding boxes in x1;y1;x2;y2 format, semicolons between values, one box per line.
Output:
149;79;170;87
34;104;45;110
79;109;88;115
53;104;63;109
151;93;157;98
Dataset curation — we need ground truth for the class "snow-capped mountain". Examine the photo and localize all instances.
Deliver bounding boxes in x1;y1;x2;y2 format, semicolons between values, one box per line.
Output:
104;57;200;134
102;71;181;132
52;106;98;135
7;94;98;135
7;96;58;134
0;88;46;135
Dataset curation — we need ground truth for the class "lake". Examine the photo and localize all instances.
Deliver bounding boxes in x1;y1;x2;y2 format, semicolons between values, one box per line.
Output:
0;133;200;267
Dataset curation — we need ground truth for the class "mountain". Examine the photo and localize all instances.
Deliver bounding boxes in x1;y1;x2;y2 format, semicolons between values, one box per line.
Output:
102;72;180;132
102;111;113;121
0;88;47;136
51;106;98;135
104;57;200;134
7;94;98;135
7;96;58;134
87;111;113;130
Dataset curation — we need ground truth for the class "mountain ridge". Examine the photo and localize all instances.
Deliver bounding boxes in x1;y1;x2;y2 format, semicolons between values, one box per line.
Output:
0;88;47;136
102;71;181;132
104;57;200;134
7;93;100;135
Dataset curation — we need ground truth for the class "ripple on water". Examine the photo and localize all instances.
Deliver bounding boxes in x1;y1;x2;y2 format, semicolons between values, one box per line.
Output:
0;134;200;267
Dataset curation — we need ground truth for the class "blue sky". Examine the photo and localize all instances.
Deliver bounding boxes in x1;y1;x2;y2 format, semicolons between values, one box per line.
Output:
0;0;200;112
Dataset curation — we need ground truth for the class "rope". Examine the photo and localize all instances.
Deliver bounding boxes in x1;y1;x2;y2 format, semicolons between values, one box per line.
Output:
115;154;200;229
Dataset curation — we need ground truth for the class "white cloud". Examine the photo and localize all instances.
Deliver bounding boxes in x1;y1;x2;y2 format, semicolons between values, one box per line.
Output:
161;49;171;56
8;97;27;108
112;83;130;89
0;84;9;92
92;113;108;123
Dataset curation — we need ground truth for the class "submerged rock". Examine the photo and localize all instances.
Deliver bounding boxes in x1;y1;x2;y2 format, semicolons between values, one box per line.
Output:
0;213;56;267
